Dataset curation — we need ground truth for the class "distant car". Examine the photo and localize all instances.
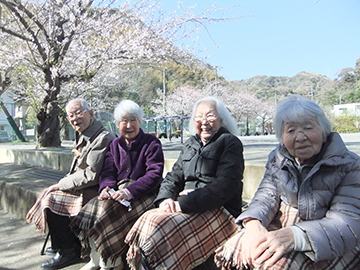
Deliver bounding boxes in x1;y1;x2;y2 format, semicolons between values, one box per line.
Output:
0;131;12;142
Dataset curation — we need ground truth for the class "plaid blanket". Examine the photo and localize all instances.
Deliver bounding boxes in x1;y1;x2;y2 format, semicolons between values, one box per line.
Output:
26;190;83;233
71;189;156;264
215;204;360;270
125;207;238;270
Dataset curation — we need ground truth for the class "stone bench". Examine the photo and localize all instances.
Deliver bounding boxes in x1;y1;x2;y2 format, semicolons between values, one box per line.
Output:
0;148;264;219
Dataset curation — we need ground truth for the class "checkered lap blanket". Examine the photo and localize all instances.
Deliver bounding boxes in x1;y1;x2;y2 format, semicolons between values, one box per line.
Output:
215;204;360;270
71;190;156;264
125;207;238;270
26;190;83;233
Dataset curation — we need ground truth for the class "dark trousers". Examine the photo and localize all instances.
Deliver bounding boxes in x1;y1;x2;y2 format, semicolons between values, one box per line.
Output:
46;209;81;254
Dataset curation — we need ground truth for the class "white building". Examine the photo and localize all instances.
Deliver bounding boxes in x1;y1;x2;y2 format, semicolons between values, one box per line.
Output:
333;103;360;117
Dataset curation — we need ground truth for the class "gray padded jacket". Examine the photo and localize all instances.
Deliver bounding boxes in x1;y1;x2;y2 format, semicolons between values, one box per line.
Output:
237;132;360;261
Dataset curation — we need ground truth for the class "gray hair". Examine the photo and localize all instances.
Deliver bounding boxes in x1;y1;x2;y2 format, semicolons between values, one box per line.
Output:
114;99;143;126
189;96;238;136
274;95;332;143
65;98;90;113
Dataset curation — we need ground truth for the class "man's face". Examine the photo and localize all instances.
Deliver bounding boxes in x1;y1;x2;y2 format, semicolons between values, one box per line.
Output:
66;100;93;133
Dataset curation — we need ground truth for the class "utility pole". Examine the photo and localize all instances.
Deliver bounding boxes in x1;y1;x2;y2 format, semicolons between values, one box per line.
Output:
163;68;166;116
307;85;314;100
215;66;218;82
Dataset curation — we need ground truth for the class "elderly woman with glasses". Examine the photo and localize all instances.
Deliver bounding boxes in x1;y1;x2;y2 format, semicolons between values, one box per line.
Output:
215;95;360;270
125;96;244;270
71;100;164;270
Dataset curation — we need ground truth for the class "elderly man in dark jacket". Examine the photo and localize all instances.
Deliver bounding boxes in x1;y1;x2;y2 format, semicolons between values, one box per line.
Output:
27;98;116;270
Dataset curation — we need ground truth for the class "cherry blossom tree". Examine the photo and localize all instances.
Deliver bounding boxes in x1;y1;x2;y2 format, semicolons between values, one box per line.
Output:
151;81;267;135
0;0;233;147
254;100;276;134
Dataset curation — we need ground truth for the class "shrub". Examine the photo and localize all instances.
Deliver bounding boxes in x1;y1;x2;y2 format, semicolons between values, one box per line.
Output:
332;116;360;133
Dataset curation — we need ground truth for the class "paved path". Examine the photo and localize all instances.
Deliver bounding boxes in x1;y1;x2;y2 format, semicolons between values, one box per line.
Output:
0;210;89;270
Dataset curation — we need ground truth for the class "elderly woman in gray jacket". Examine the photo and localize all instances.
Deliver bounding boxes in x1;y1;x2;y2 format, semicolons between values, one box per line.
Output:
215;94;360;270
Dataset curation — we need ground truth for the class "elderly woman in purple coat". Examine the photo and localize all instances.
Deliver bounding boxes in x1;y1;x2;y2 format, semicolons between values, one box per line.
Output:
71;100;164;270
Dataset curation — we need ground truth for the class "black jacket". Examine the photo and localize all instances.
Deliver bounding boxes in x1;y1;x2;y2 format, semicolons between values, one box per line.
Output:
154;127;244;218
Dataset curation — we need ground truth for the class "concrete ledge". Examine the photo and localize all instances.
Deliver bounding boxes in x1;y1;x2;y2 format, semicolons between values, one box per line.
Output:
0;148;264;219
0;180;38;219
0;163;67;219
0;148;73;171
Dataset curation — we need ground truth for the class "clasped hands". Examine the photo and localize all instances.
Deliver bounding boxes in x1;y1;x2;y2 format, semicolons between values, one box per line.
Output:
99;186;130;202
159;198;182;213
239;219;295;269
158;189;194;213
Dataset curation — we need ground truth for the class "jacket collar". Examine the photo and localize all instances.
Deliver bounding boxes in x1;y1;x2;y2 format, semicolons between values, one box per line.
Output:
75;118;104;145
119;128;145;150
277;132;350;169
194;126;229;145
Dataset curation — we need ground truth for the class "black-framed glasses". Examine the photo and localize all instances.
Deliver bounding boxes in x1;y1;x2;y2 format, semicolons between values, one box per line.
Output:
194;114;218;123
67;109;88;119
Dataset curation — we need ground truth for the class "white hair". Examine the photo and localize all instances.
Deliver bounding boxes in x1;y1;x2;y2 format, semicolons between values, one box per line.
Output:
113;100;143;126
189;96;238;136
65;98;90;113
274;95;332;143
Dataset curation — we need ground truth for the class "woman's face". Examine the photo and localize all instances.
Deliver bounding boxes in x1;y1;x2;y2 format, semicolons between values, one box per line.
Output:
282;119;324;164
194;101;222;143
118;114;141;144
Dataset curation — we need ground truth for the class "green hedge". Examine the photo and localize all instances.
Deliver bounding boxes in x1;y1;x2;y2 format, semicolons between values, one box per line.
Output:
332;116;360;133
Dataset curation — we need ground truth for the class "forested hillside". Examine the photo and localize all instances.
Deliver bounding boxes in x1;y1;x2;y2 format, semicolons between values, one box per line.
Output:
232;72;333;104
230;57;360;107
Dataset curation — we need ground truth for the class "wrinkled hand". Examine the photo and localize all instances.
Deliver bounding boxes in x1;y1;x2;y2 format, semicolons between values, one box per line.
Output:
239;219;268;267
159;198;182;213
40;183;60;198
111;189;130;202
27;184;60;220
179;189;194;196
252;227;295;268
99;186;112;200
99;187;130;202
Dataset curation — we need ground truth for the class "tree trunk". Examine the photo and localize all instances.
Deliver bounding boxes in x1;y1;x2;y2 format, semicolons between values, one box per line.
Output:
36;101;61;148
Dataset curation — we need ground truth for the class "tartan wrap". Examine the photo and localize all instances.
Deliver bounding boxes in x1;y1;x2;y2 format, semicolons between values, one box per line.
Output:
26;190;83;233
125;207;238;270
215;204;360;270
71;179;156;265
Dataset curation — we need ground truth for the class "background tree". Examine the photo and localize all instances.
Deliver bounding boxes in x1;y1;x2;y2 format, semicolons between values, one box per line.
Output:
0;0;233;147
151;81;274;135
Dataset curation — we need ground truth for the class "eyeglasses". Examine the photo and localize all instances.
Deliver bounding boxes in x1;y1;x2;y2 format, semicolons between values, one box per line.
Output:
120;118;138;125
67;109;88;119
194;114;218;123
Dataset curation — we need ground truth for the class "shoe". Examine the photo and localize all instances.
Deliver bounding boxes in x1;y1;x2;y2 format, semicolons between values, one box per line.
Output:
40;250;82;269
102;259;124;270
45;247;59;256
80;261;100;270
